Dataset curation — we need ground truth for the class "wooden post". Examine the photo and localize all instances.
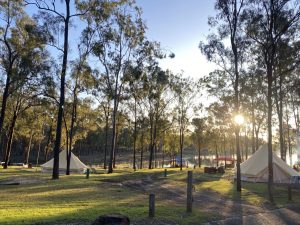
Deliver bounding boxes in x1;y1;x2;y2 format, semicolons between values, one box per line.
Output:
86;168;90;179
187;171;193;213
288;186;292;201
149;194;155;217
164;169;167;177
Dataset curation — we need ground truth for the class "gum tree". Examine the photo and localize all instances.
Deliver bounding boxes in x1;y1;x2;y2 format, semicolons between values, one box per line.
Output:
244;0;300;202
0;0;24;153
83;0;146;173
25;0;91;179
200;0;246;192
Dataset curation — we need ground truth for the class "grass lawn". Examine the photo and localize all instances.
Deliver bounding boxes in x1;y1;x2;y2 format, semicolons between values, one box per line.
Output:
0;167;299;225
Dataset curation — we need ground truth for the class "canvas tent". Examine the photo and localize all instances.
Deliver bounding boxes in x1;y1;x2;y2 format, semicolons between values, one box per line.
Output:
240;144;300;183
41;150;88;173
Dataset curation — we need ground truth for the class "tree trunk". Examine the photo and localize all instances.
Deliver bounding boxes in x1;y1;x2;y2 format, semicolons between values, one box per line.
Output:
113;148;116;168
285;103;292;166
44;124;53;162
24;130;34;165
36;139;42;166
0;74;11;152
3;112;18;169
275;75;285;161
148;144;154;168
148;111;155;169
198;144;201;168
63;113;69;174
162;146;165;168
267;62;274;202
267;80;274;202
235;126;242;192
44;146;49;162
291;95;299;132
215;144;219;167
240;130;244;161
152;115;158;169
255;122;261;151
104;115;109;169
229;0;241;192
251;74;256;155
140;131;144;169
67;82;78;175
1;135;6;163
279;78;285;161
265;0;275;201
149;102;159;169
154;143;157;168
287;127;292;166
52;2;70;180
0;23;15;154
133;98;137;170
180;125;184;171
113;119;120;169
66;141;72;175
233;48;241;192
108;83;118;173
245;129;249;160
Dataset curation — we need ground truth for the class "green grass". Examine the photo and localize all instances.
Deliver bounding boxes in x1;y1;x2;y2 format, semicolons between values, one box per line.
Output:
191;169;300;207
0;167;299;225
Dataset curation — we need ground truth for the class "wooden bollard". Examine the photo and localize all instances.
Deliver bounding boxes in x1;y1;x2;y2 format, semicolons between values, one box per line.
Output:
164;169;167;177
86;168;90;179
187;171;193;213
149;194;155;217
288;186;292;201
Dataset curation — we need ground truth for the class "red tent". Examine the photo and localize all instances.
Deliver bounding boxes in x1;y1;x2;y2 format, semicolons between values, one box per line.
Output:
214;156;235;162
214;156;235;168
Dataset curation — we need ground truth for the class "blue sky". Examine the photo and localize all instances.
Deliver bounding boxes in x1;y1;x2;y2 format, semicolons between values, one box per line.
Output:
25;0;216;79
135;0;216;79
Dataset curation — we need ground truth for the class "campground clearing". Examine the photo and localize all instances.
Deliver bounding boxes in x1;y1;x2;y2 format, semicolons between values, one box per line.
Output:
0;167;300;225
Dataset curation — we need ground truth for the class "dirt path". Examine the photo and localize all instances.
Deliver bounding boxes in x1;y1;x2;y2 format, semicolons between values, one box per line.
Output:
203;205;300;225
37;174;300;225
122;175;300;225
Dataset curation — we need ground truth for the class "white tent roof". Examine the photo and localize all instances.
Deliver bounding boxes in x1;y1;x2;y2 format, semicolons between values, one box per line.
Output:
41;150;88;172
240;144;299;183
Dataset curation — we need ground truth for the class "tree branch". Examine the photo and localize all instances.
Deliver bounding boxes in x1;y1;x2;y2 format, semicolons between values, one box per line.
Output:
24;0;65;21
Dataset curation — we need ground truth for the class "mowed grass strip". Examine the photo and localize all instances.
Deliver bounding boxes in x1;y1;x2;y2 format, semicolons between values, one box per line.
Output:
0;168;146;224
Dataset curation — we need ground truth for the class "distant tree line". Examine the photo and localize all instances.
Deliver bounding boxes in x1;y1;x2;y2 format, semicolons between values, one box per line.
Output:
0;0;201;176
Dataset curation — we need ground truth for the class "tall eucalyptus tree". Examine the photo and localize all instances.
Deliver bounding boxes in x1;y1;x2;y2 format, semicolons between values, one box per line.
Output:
200;0;246;192
66;45;93;175
172;75;198;170
0;0;25;154
25;0;91;179
244;0;300;202
83;0;146;173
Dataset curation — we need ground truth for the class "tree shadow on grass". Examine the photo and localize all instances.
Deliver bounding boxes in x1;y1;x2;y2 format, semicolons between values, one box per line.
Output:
3;168;300;225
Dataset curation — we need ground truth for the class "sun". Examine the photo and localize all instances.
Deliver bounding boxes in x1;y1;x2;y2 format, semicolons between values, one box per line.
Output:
234;114;244;126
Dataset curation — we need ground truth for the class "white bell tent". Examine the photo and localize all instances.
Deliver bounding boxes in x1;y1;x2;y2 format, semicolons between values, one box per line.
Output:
41;150;88;174
240;144;300;183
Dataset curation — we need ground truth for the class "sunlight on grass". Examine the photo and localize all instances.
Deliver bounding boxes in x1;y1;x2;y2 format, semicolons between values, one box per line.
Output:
0;167;299;224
